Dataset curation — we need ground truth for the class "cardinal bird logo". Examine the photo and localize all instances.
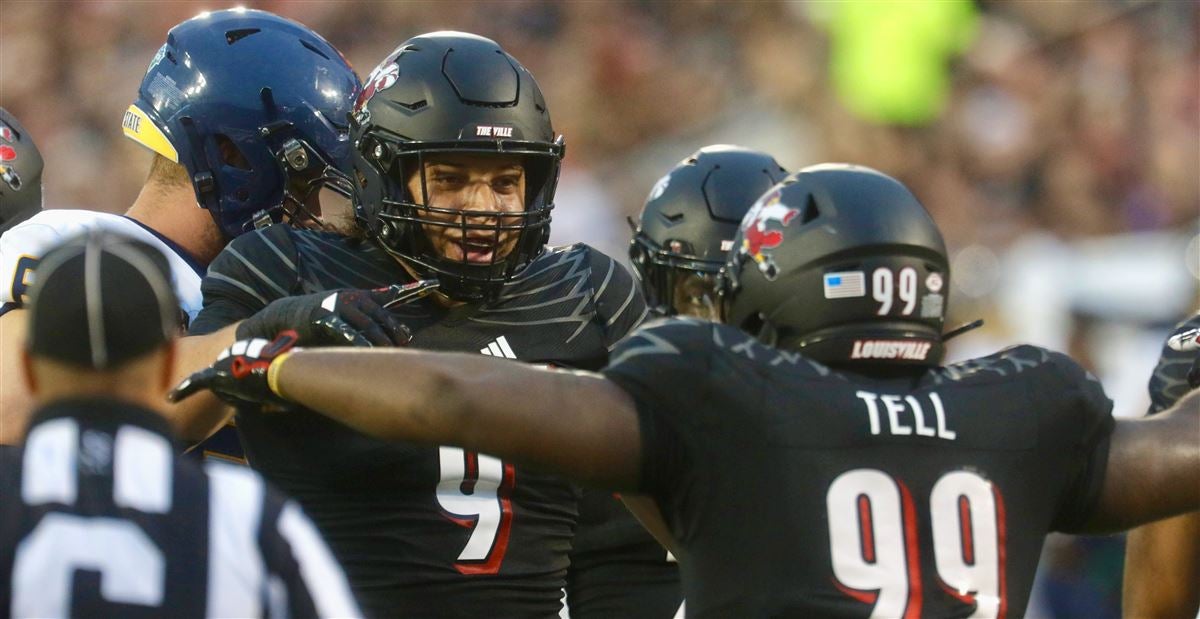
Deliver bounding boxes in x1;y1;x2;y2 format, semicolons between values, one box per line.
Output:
356;62;400;111
740;190;798;280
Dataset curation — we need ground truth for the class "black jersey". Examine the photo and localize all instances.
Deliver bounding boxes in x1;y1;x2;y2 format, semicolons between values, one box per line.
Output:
601;318;1115;619
1147;313;1200;415
0;399;358;618
566;489;683;618
190;224;647;618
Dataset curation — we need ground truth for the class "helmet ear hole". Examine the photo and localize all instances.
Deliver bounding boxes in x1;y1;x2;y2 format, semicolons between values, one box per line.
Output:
800;194;820;224
740;312;766;341
216;134;252;171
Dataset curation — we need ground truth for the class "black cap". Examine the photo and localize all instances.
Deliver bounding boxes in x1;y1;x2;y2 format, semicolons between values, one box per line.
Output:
26;231;180;370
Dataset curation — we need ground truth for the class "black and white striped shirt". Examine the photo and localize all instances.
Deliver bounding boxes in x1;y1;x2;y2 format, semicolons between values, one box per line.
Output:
0;398;361;618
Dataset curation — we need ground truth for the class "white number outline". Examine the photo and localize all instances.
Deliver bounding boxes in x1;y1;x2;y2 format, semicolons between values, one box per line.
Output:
436;446;515;575
826;469;1007;619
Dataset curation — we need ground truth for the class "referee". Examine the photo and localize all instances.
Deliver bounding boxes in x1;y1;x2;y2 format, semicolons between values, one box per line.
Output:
0;231;361;618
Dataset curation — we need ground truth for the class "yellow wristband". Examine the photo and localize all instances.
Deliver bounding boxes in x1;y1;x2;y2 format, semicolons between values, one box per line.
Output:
266;351;294;398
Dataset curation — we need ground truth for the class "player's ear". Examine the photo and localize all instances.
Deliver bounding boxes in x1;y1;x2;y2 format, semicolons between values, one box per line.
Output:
157;340;177;393
19;348;38;394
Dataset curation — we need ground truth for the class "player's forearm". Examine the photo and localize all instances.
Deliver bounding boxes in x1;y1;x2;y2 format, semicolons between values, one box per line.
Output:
273;348;644;489
1123;513;1200;618
0;310;31;444
272;348;469;445
165;323;240;442
1088;389;1200;532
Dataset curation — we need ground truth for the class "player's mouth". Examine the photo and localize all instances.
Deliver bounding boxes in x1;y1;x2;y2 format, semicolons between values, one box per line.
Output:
458;237;499;264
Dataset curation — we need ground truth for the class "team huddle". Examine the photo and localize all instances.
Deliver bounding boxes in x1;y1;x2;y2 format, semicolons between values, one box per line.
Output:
1;8;1197;619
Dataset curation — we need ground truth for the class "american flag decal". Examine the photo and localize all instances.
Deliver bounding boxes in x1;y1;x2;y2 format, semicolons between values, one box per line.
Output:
823;271;866;299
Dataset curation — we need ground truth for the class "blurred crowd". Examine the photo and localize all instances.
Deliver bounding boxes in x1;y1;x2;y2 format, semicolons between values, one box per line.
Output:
2;1;1197;616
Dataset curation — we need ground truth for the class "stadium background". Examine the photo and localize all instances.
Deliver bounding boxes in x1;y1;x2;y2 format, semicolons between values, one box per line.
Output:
2;1;1196;616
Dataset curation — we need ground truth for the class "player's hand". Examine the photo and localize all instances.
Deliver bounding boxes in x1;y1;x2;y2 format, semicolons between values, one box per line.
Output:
1166;326;1200;388
235;280;436;347
168;331;299;406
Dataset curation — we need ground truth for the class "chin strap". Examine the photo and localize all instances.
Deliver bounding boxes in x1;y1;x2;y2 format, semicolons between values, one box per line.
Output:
942;318;984;342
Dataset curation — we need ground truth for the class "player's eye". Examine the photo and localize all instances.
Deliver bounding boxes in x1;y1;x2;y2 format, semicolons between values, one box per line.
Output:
492;175;520;194
430;174;465;188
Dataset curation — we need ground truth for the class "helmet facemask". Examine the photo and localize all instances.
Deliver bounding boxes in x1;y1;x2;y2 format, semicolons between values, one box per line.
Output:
263;121;357;234
630;234;723;320
356;133;563;303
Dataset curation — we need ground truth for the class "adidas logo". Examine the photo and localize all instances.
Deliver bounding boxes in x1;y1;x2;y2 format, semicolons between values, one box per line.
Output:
479;335;517;359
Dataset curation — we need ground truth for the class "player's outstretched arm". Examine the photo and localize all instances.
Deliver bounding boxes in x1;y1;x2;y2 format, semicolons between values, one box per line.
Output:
166;324;242;443
1080;388;1200;533
0;309;32;444
174;345;645;490
1123;513;1200;618
1122;319;1200;618
278;349;644;489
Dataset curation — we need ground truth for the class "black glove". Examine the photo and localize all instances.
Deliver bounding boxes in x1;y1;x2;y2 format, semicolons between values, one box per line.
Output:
235;280;437;347
1167;326;1200;388
168;331;300;406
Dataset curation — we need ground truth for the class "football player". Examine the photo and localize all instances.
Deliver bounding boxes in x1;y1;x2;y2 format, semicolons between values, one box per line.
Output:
0;8;360;448
568;145;787;619
178;164;1200;618
1123;313;1200;618
0;108;44;234
182;31;646;617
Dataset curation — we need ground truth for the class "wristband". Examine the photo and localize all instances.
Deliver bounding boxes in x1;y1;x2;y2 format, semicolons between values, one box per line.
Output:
266;351;294;398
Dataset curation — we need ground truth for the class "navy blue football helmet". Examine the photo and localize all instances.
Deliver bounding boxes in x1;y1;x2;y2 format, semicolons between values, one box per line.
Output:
124;8;361;239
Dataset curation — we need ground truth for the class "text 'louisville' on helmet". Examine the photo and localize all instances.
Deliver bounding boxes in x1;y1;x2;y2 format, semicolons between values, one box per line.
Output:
630;144;787;318
721;164;950;365
350;31;565;303
0;107;44;234
123;8;361;239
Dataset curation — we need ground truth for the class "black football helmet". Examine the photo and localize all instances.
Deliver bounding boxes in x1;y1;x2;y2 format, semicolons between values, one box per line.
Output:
721;164;949;366
349;31;565;303
0;107;44;234
630;145;787;318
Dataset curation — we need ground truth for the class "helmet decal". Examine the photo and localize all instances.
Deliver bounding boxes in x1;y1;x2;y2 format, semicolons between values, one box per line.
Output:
647;173;671;202
739;190;798;280
357;62;399;111
122;104;179;162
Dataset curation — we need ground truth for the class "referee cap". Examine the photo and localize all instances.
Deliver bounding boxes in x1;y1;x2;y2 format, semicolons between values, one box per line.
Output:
26;230;180;370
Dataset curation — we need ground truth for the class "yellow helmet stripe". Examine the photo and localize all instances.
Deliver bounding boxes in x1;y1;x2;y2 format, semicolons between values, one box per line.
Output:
122;104;178;163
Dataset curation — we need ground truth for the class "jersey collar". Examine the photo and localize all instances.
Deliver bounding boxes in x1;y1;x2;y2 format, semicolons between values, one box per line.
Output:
121;216;208;278
25;396;177;447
